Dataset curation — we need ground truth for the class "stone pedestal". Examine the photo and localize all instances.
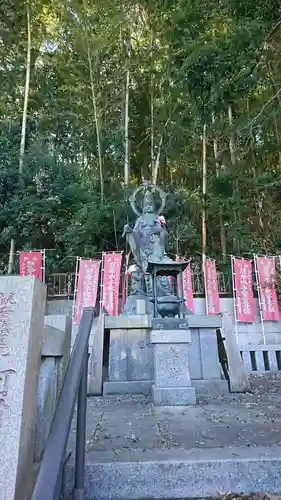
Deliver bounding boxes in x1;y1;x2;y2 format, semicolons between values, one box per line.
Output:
0;276;46;500
104;316;154;395
150;329;196;406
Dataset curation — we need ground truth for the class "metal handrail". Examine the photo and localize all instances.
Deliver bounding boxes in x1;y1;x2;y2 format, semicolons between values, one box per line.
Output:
31;307;97;500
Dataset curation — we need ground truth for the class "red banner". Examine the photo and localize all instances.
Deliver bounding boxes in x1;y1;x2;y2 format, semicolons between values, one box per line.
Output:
177;263;195;313
233;258;255;323
19;251;43;280
256;256;280;321
73;259;101;324
102;253;122;316
204;258;220;314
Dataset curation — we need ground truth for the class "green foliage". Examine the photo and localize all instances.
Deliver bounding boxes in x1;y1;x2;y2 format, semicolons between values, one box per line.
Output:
1;0;281;271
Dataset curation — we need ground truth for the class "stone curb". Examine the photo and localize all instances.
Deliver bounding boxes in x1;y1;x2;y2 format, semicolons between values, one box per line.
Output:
65;446;281;499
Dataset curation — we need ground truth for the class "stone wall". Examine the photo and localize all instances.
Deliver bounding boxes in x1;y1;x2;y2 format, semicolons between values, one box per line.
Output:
35;315;71;461
46;297;281;347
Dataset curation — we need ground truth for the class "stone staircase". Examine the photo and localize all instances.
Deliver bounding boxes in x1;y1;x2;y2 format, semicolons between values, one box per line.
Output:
64;387;281;499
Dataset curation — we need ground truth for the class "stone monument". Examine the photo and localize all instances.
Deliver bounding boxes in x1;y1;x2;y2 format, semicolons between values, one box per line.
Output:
0;276;46;500
104;182;228;401
105;183;196;405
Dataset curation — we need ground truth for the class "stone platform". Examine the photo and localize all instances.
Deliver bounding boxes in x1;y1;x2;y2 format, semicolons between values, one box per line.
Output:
66;376;281;499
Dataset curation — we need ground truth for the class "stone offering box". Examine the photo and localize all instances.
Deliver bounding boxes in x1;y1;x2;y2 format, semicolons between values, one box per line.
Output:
104;314;228;404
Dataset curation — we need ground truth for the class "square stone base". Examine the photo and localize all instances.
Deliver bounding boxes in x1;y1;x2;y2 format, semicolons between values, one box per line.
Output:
152;385;196;406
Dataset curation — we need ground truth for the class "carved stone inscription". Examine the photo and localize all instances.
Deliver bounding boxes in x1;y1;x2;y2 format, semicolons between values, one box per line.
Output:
0;292;16;356
0;291;17;426
0;369;16;426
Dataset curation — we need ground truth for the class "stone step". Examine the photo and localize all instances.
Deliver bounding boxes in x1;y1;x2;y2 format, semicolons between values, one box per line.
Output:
65;446;281;500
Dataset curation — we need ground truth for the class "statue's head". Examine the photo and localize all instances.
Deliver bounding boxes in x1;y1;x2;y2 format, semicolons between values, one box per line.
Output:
142;190;155;213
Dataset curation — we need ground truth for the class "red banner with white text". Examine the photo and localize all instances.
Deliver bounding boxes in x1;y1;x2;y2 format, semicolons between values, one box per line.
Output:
233;258;255;323
204;258;220;315
177;263;195;313
73;259;101;324
102;253;122;316
255;256;280;321
19;251;43;281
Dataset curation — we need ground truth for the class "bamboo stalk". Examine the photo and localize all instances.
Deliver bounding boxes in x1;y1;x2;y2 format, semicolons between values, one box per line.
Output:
212;113;227;263
87;45;104;205
124;37;131;186
228;104;240;253
19;1;31;175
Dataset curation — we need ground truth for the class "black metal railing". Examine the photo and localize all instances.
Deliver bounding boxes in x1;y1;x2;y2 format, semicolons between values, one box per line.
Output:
31;307;97;500
45;271;234;298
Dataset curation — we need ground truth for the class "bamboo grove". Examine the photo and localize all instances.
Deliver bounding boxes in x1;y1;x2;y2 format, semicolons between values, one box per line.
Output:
1;0;281;273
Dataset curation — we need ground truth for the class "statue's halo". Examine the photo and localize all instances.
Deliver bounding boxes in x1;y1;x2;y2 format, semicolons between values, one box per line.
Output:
129;182;167;216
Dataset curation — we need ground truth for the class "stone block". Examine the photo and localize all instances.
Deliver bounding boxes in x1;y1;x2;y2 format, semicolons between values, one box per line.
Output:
268;351;278;371
239;344;281;351
103;380;153;395
150;329;191;343
152;385;196;405
192;379;228;394
88;313;105;395
153;344;191;388
126;329;153;382
199;328;221;379
223;313;250;393
65;447;281;499
105;315;151;330
242;351;253;373
42;324;65;356
0;276;46;500
255;351;265;372
42;315;71;358
44;314;71;395
35;357;57;461
35;314;71;461
107;329;127;381
188;329;203;380
187;315;222;329
107;328;153;384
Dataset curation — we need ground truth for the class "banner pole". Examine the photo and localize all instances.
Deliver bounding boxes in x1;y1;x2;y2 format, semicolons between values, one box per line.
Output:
254;254;266;345
100;252;105;312
42;249;46;283
231;255;239;343
203;254;208;315
72;256;80;323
